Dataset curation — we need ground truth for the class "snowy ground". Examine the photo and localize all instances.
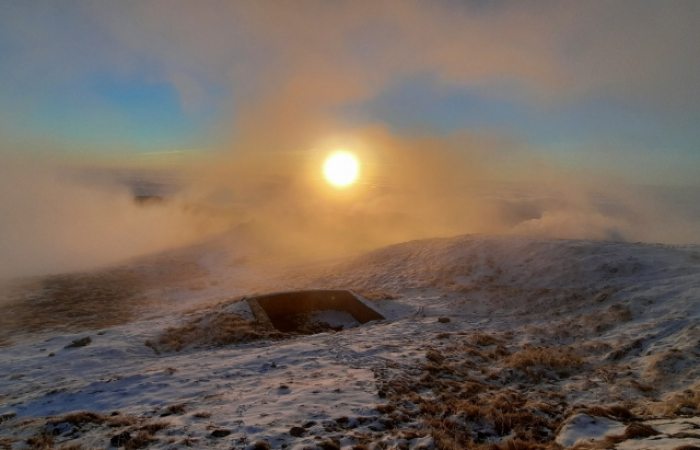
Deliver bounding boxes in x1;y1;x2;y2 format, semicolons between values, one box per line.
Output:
2;234;700;449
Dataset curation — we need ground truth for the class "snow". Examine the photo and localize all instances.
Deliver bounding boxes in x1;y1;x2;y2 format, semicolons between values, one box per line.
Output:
2;233;700;449
556;414;626;447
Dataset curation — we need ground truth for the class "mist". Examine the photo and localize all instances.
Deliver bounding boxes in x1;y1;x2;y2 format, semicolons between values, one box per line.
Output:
0;158;228;280
7;128;700;282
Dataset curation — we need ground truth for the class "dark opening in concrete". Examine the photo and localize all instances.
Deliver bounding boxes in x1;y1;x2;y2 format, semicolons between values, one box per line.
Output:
246;290;385;334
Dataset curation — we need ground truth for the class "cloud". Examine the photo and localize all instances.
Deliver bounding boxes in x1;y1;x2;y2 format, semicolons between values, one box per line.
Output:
0;158;225;280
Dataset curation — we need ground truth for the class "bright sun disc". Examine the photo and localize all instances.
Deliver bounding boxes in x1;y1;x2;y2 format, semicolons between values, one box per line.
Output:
324;152;359;187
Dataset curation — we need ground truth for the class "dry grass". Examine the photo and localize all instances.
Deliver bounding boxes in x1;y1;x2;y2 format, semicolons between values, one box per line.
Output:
146;310;283;352
353;290;401;301
375;403;396;414
139;421;169;434
644;386;700;417
0;256;208;346
643;348;700;384
161;403;187;415
26;433;54;450
470;333;503;347
578;405;634;421
372;344;570;450
505;346;584;380
179;437;199;446
480;439;558;450
49;411;107;426
106;415;138;428
124;431;156;450
0;438;17;450
619;423;660;439
580;304;633;334
0;271;141;345
0;413;17;424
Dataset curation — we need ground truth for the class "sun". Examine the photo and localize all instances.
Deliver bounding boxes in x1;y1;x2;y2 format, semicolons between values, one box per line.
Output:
323;152;359;187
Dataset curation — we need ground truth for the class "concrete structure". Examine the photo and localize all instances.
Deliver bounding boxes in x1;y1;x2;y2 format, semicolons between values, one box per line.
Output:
246;289;385;333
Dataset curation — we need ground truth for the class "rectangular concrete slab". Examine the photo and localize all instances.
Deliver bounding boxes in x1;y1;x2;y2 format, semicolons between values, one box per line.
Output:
246;289;384;333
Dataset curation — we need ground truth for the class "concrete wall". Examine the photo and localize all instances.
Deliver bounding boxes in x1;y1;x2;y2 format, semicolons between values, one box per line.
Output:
247;289;385;332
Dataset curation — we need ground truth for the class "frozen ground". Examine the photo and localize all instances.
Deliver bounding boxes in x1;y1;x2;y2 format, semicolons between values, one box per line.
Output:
1;234;700;449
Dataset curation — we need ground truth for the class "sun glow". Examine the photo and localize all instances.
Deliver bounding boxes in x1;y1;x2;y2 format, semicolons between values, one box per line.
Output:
324;152;359;187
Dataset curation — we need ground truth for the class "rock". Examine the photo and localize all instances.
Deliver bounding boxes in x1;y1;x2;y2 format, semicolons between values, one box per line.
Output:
46;422;74;436
302;420;316;428
341;417;361;429
289;426;305;437
251;441;270;450
210;429;231;438
438;317;450;323
545;369;560;381
679;406;697;415
110;431;132;447
65;337;92;348
368;420;385;431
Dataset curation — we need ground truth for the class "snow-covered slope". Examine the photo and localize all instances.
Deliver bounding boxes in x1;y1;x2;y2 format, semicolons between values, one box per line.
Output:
1;234;700;450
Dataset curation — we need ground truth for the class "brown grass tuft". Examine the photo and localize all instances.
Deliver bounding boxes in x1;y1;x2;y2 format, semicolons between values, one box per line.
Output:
506;346;584;379
162;403;186;415
179;437;199;446
50;411;107;427
353;290;400;301
106;415;138;428
147;311;283;352
375;403;396;414
579;405;634;421
645;386;700;417
426;349;445;364
620;423;660;439
26;434;54;450
471;333;503;347
139;421;169;434
124;431;156;450
485;439;553;450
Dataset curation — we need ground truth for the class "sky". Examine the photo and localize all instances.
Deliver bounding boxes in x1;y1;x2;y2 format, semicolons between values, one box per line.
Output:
1;1;699;184
2;1;700;278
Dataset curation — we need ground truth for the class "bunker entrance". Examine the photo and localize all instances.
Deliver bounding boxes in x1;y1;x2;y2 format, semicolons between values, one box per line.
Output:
246;290;385;335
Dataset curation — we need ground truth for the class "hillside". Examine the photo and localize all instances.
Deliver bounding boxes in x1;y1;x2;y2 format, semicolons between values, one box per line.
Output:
1;235;700;450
